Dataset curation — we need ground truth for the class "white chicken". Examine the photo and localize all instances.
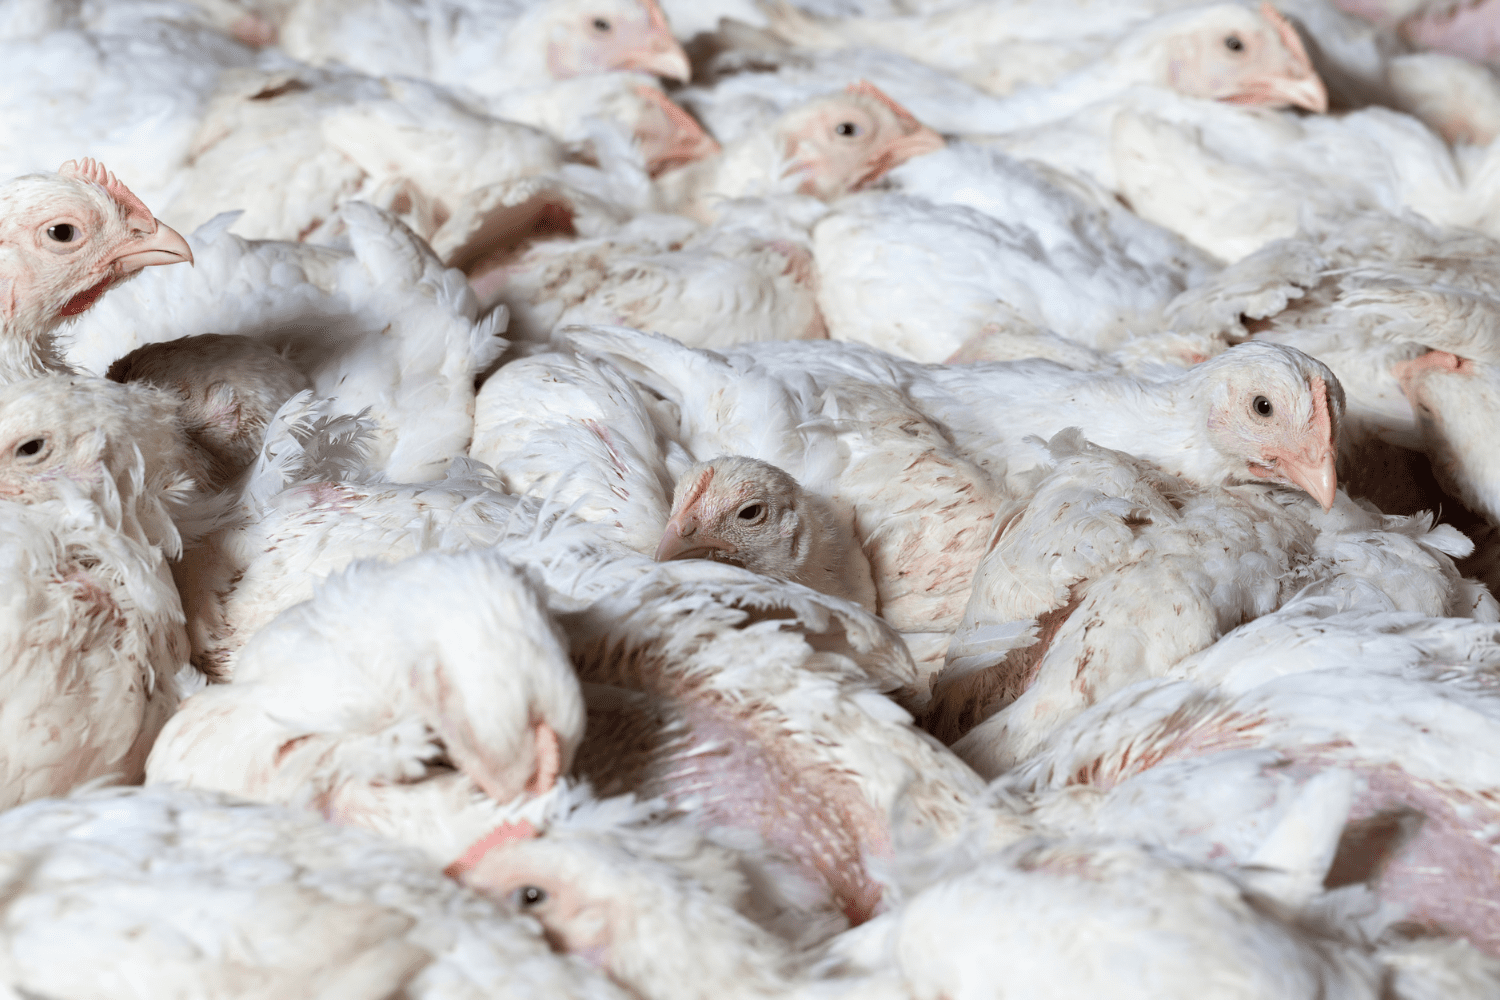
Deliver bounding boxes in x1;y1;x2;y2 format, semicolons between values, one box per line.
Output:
0;161;192;381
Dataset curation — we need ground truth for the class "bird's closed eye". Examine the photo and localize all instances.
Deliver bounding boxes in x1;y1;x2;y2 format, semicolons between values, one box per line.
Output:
516;885;547;908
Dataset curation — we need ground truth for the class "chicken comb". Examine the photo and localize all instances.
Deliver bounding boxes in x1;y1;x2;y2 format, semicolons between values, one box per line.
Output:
58;158;154;229
845;80;925;135
641;0;670;34
634;84;721;152
443;820;539;879
1260;2;1313;73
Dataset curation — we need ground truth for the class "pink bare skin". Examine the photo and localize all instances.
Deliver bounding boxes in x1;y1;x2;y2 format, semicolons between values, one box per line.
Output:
1167;2;1328;112
779;81;947;201
1402;0;1500;64
546;0;691;84
633;85;721;177
0;159;192;376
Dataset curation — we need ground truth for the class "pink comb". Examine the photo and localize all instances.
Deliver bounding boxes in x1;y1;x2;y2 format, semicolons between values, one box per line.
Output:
58;158;154;229
444;820;539;879
845;80;925;134
641;0;671;34
1260;2;1314;72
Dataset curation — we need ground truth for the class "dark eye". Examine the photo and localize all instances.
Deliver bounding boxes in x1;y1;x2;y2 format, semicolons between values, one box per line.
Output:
737;503;763;521
517;885;547;908
834;121;860;137
592;17;610;30
1224;34;1244;52
46;224;78;243
15;437;45;458
1253;395;1273;416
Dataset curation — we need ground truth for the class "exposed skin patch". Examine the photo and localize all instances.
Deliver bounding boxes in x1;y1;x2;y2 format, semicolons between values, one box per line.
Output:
573;635;890;926
921;588;1086;746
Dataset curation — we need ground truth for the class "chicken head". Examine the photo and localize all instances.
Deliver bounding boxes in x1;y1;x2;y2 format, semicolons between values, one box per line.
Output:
544;0;691;84
0;160;191;376
1394;348;1500;525
1163;3;1327;112
777;82;946;201
1199;342;1343;509
456;812;796;1000
0;376;202;507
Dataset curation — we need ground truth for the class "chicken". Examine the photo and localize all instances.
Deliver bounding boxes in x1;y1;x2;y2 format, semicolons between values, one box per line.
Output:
63;202;506;483
0;160;191;380
105;333;311;492
810;140;1220;361
1163;211;1500;520
1010;596;1500;959
659;82;945;222
0;375;209;553
723;338;1345;505
0;493;188;810
276;0;690;104
164;66;564;244
763;1;1328;116
656;456;870;608
454;790;806;999
477;198;828;347
176;397;535;679
825;836;1386;1000
148;548;587;865
563;326;1001;643
0;785;630;999
936;430;1493;769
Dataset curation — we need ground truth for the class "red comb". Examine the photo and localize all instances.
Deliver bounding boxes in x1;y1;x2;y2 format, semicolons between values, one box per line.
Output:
845;80;925;134
444;820;539;879
58;158;154;228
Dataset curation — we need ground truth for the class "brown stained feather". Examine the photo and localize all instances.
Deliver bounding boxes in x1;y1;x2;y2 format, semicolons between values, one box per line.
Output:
919;588;1086;746
571;631;889;925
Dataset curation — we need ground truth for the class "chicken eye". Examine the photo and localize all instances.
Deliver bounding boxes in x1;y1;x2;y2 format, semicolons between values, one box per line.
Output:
15;437;47;460
1253;395;1273;417
46;224;78;243
592;16;610;30
1224;34;1244;52
834;121;861;138
737;503;764;521
517;885;547;908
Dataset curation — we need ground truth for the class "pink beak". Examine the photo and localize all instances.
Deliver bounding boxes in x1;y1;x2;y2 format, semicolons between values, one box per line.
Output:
1258;444;1338;511
114;220;194;273
655;512;737;562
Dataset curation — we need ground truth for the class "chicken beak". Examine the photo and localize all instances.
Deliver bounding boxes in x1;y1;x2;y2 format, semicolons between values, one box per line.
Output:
1245;72;1328;113
624;44;691;84
114;220;194;273
1273;445;1338;511
655;514;738;562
